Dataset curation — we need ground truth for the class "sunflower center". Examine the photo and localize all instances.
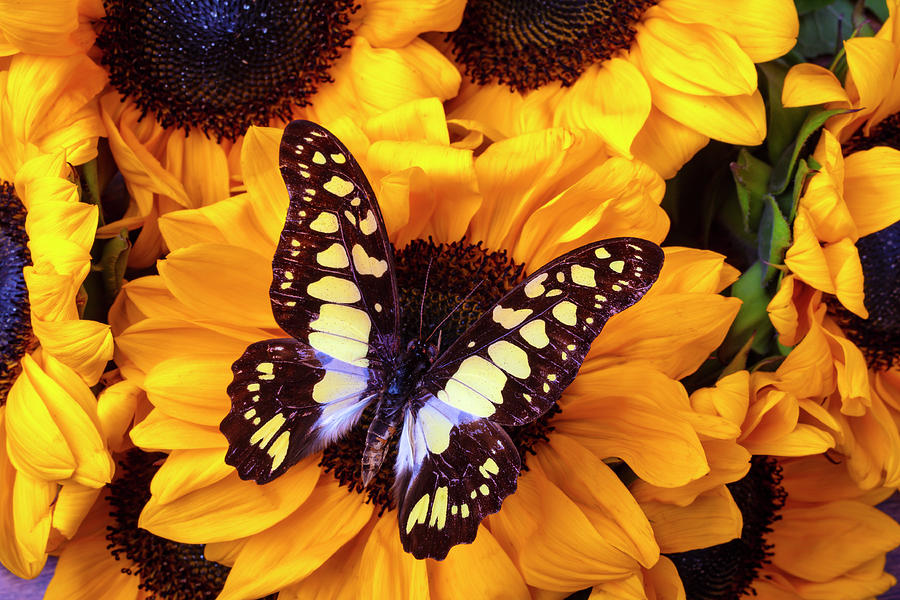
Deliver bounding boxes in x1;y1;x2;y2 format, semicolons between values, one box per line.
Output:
319;239;560;511
843;113;900;154
96;0;358;141
666;456;787;600
828;221;900;370
446;0;656;93
106;450;233;600
0;182;32;407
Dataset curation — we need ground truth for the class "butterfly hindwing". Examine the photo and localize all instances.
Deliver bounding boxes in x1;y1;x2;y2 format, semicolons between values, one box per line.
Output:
222;339;383;483
420;238;664;426
394;396;520;560
272;120;400;364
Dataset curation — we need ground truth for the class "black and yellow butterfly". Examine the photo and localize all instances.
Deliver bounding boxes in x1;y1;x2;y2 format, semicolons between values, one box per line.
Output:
220;120;664;560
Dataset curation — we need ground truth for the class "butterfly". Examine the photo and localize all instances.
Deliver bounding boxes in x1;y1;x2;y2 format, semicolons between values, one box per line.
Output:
220;120;664;560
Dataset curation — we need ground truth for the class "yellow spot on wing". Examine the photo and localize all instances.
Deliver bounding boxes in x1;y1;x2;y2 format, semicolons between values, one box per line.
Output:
310;212;339;233
570;265;596;287
595;247;611;259
479;484;489;495
519;319;549;348
316;243;349;269
344;210;356;225
524;273;548;298
438;356;506;417
312;370;367;404
312;151;326;164
461;504;470;518
359;210;377;235
331;153;346;164
323;176;354;197
552;301;577;326
479;458;499;478
351;244;388;277
249;414;285;448
429;486;449;530
609;260;625;273
310;303;371;341
247;383;260;392
418;404;453;454
306;276;361;304
492;305;533;329
244;408;256;419
267;431;291;470
257;363;274;374
406;494;430;534
487;341;531;379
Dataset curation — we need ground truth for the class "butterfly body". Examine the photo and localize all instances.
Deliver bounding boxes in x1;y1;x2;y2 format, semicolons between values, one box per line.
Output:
221;120;664;560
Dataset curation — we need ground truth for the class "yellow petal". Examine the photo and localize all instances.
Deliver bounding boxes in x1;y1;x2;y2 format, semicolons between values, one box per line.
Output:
630;107;709;179
44;531;141;600
427;524;528;600
690;370;751;428
367;140;479;243
657;0;798;62
636;17;756;96
139;455;320;543
6;353;111;486
365;97;451;146
595;294;741;380
12;468;55;566
784;209;835;293
357;0;465;47
357;515;430;600
470;128;575;251
643;556;687;600
129;408;225;450
0;414;46;579
782;63;850;107
158;243;276;329
822;325;872;415
743;423;834;456
446;79;525;141
555;369;708;488
822;239;867;317
50;482;101;540
536;434;659;568
488;469;638;592
31;319;113;385
640;485;742;553
0;0;81;56
767;274;801;346
641;63;765;145
589;573;647;599
515;157;668;268
554;58;652;157
240;125;289;240
149;448;234;505
96;379;141;453
844;37;895;128
308;37;460;127
219;477;374;600
774;311;835;399
142;355;234;426
843;147;900;237
769;500;900;581
376;167;438;248
650;247;739;296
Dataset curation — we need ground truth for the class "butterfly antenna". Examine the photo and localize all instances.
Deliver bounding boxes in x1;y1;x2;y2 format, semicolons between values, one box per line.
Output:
418;253;436;340
423;279;485;345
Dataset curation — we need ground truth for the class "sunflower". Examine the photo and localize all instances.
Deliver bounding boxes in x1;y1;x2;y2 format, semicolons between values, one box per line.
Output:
604;360;900;599
760;101;900;492
0;151;115;579
441;0;798;178
89;0;465;267
88;100;746;599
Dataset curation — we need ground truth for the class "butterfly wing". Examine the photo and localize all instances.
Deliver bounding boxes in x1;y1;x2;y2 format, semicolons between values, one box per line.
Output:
222;339;382;483
222;120;400;483
395;238;664;559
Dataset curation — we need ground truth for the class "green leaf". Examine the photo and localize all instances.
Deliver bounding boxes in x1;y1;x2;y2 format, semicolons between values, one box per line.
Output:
721;261;776;359
769;107;851;194
720;334;756;378
758;61;811;164
867;0;889;21
731;149;772;232
758;196;792;283
99;229;131;299
796;0;855;59
76;159;106;228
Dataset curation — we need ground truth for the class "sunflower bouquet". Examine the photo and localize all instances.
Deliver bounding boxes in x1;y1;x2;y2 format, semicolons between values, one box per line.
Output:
0;1;898;599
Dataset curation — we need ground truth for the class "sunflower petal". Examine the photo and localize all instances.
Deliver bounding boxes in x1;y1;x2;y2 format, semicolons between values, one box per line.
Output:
641;485;743;553
630;107;709;179
142;356;234;427
44;532;141;600
844;37;895;130
357;515;431;600
842;147;900;237
130;408;225;450
637;17;756;96
31;319;113;385
782;64;850;107
149;448;234;505
50;483;101;540
139;455;319;543
357;0;464;47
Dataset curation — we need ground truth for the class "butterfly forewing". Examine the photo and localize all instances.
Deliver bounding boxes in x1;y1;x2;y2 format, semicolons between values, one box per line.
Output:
395;238;663;559
421;238;664;426
273;120;400;363
222;339;383;483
